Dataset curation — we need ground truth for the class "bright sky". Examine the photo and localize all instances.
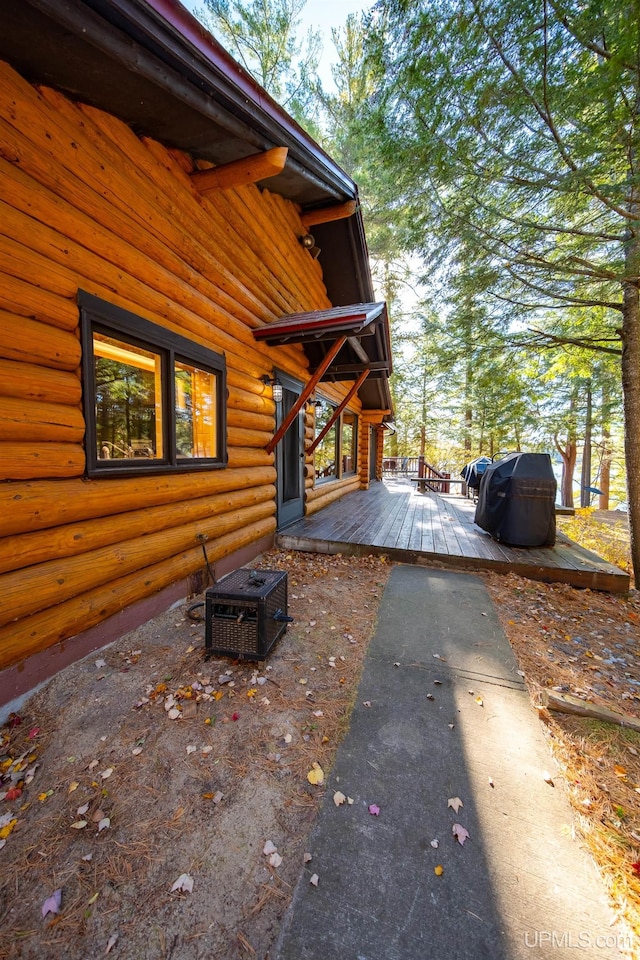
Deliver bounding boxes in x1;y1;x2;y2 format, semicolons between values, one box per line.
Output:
181;0;373;88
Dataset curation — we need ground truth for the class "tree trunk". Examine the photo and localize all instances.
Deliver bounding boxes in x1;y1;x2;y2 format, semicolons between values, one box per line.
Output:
599;379;611;511
621;230;640;583
580;380;592;508
555;431;577;508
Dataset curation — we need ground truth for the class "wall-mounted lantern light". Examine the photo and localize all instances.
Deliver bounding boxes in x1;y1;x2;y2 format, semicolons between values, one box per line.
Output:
261;375;283;403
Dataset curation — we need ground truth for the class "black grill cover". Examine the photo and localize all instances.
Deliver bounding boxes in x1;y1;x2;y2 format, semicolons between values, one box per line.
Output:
460;456;492;491
474;453;557;546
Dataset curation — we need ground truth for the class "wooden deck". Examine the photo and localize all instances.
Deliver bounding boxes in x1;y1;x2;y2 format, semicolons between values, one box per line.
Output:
278;479;629;593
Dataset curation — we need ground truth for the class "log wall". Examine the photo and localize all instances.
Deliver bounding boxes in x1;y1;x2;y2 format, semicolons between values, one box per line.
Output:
0;60;367;676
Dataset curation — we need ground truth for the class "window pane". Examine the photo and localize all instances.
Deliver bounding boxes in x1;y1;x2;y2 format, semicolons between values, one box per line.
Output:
93;333;163;460
175;361;217;459
342;412;356;474
315;398;337;480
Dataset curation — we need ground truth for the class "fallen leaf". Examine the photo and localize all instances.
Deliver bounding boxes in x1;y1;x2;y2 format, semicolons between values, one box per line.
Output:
434;864;444;876
132;747;143;756
0;817;17;839
448;797;463;814
368;803;380;816
614;764;628;778
304;852;313;863
68;781;79;794
4;787;22;802
231;712;240;721
307;762;324;785
263;840;277;856
475;696;484;707
98;817;110;832
100;768;114;780
77;803;89;816
167;709;181;720
452;823;470;845
269;852;283;868
41;889;62;918
70;820;88;830
186;745;196;755
309;873;319;886
431;839;439;848
543;772;555;787
333;791;346;806
106;933;118;954
87;892;99;905
171;873;194;894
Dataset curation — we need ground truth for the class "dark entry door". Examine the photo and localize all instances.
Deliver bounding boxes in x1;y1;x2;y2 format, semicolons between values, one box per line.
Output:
276;374;305;529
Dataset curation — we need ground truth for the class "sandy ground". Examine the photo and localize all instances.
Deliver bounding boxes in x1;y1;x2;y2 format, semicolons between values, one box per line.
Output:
2;540;640;958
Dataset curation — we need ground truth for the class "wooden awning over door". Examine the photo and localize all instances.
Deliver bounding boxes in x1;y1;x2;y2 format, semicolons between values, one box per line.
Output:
253;302;392;413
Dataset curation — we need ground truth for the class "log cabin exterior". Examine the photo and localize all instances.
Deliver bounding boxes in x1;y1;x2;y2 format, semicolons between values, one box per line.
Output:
0;0;393;707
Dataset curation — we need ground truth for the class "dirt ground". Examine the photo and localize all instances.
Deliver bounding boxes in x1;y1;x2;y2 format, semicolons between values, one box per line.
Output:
2;540;640;959
0;551;391;960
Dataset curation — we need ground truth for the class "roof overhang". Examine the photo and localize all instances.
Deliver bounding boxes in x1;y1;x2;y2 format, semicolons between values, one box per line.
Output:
0;0;376;307
254;304;392;413
0;0;393;415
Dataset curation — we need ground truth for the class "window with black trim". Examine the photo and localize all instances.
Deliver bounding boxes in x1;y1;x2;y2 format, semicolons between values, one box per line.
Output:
314;398;358;482
80;293;226;476
341;411;357;475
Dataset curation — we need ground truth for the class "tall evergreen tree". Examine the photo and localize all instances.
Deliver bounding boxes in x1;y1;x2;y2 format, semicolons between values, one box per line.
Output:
370;0;640;578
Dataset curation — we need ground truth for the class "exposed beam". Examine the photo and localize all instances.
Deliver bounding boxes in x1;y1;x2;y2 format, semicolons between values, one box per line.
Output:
265;337;347;455
309;370;370;456
324;361;389;375
300;201;357;229
191;147;288;193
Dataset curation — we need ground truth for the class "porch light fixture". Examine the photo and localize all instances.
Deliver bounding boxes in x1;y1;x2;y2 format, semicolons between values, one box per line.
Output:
261;375;283;403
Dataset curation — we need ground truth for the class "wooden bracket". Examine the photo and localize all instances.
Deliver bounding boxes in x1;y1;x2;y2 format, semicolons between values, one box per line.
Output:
301;201;357;229
265;336;347;455
308;369;370;455
191;147;288;193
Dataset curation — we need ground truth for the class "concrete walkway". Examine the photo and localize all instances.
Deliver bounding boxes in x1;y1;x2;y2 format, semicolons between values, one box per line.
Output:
273;566;630;959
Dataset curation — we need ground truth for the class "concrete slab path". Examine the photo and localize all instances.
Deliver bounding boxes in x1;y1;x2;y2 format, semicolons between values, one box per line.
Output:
273;566;630;959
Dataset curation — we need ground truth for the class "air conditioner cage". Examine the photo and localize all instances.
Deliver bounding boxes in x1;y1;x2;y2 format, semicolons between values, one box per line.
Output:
205;568;289;661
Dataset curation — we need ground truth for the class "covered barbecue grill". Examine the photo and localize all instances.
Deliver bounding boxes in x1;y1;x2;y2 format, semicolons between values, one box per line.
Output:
461;456;492;491
474;452;557;547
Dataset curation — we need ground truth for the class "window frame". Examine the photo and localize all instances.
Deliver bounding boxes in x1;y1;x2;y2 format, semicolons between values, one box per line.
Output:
80;292;227;478
313;395;359;484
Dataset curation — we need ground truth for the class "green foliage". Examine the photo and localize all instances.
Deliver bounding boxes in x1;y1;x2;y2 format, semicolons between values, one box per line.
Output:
195;0;322;124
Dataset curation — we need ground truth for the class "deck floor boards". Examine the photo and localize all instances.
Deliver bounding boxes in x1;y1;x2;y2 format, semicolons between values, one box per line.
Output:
277;479;629;592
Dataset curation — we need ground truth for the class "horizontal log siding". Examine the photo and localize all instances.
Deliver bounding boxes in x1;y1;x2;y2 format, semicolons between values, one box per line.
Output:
0;60;363;670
